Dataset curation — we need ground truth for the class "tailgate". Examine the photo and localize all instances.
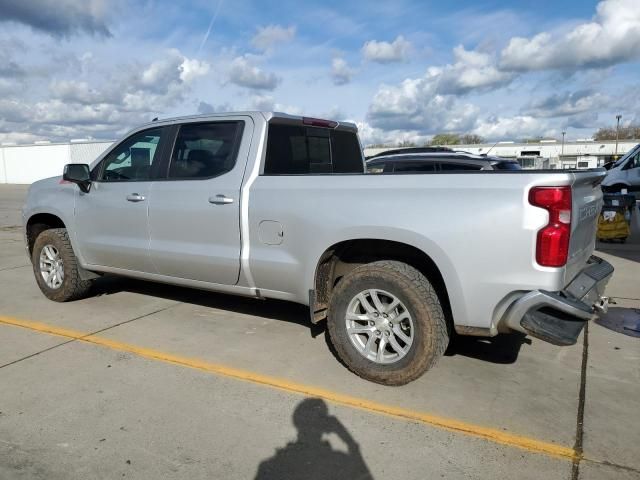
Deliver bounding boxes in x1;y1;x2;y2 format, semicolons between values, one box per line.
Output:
565;170;607;283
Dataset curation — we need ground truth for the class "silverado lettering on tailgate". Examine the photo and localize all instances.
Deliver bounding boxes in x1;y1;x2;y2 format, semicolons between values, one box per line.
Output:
579;204;598;222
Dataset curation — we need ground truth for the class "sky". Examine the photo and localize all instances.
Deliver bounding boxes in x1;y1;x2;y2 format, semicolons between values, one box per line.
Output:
0;0;639;146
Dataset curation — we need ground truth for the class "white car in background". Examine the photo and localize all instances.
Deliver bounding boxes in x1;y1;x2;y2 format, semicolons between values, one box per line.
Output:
602;143;640;196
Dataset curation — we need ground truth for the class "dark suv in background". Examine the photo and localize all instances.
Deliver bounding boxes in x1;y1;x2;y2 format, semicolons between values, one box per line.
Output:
366;150;521;173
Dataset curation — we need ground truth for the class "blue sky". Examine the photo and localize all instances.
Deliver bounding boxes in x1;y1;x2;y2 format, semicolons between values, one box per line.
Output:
0;0;638;145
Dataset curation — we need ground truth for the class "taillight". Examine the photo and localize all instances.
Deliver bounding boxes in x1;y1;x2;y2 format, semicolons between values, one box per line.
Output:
529;186;572;267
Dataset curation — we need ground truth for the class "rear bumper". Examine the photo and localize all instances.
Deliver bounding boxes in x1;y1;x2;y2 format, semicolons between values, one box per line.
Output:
500;256;614;345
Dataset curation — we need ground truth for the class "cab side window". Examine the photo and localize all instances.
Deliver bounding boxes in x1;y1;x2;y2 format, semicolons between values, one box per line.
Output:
99;128;166;182
168;122;244;179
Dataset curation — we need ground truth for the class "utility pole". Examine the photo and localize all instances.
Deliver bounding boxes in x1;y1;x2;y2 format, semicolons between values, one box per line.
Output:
615;114;622;157
561;131;566;168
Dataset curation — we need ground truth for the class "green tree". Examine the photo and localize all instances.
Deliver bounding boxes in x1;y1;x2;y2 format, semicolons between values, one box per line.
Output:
430;133;461;145
594;125;640;141
459;134;485;145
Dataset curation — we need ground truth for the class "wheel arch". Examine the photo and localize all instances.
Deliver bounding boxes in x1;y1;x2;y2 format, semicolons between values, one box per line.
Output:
25;213;66;256
310;238;456;327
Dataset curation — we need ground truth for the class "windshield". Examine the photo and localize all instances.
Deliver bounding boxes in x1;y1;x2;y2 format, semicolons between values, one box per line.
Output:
612;143;640;168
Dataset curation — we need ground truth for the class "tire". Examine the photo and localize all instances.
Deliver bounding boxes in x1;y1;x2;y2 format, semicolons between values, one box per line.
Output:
327;260;449;386
32;228;93;302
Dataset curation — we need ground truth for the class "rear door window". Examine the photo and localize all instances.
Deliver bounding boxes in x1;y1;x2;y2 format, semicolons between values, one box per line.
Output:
264;124;363;174
168;122;244;179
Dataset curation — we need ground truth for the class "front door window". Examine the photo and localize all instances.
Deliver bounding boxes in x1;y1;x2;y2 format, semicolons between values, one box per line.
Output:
99;128;166;181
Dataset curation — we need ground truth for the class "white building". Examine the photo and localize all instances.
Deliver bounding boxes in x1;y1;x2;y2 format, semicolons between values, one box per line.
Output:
0;140;113;184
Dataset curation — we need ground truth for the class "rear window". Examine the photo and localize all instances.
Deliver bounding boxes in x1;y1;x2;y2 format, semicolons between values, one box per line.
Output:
393;162;436;172
264;124;363;174
366;161;385;174
440;162;483;171
494;161;521;170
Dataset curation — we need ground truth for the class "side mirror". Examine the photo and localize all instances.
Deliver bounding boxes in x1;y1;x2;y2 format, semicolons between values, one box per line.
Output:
63;164;91;193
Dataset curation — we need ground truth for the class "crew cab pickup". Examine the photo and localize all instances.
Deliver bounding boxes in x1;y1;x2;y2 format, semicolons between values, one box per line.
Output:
23;112;613;385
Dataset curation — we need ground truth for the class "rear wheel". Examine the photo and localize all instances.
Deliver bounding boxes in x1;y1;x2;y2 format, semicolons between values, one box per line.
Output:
32;228;93;302
327;260;449;385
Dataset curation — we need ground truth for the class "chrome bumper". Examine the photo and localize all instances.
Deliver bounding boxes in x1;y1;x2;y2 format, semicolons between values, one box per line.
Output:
501;256;614;336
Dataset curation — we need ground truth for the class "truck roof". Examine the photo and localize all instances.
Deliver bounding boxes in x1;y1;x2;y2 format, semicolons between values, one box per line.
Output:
138;111;359;132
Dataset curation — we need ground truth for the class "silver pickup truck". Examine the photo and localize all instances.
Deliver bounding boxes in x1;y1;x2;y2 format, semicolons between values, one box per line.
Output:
23;112;613;385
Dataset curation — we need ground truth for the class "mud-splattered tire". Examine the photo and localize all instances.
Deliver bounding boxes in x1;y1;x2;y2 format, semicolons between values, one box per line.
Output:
327;260;449;386
32;228;93;302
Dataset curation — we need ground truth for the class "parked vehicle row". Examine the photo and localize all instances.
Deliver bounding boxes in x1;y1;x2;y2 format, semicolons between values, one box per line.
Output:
24;112;613;385
368;143;640;197
366;151;521;173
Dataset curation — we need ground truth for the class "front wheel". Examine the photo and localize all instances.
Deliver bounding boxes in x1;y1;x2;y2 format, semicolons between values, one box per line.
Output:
32;228;93;302
327;260;449;385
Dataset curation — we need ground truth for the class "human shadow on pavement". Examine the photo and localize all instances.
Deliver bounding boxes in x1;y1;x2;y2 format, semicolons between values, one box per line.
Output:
255;398;374;480
445;332;531;364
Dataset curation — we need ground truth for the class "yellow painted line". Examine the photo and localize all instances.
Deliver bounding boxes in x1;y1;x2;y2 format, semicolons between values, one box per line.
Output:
0;315;577;461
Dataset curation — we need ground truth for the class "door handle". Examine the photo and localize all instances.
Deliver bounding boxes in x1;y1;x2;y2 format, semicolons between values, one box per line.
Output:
209;195;234;205
126;193;146;202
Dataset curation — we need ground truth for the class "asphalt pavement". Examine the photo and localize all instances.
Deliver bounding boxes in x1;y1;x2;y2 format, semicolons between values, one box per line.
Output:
1;184;638;479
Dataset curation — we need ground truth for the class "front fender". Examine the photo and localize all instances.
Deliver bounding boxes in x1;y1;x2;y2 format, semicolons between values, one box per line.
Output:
23;178;84;264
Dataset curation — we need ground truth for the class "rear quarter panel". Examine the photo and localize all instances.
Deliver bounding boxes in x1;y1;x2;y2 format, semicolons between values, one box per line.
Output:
247;172;575;330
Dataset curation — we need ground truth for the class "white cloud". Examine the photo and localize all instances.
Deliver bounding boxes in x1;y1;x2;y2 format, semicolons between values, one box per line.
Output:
251;24;296;52
180;57;210;83
138;49;185;92
331;57;355;85
247;94;302;115
124;49;209;110
426;45;513;95
49;80;121;104
0;48;210;142
228;55;280;90
364;45;511;135
367;76;480;133
0;0;112;37
357;121;430;147
362;35;411;64
0;131;42;144
472;115;553;140
0;48;25;78
500;0;640;71
197;101;233;114
524;90;610;118
0;78;18;95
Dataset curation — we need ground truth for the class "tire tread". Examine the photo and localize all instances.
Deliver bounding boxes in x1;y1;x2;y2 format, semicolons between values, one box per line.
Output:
32;228;93;302
327;260;449;385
